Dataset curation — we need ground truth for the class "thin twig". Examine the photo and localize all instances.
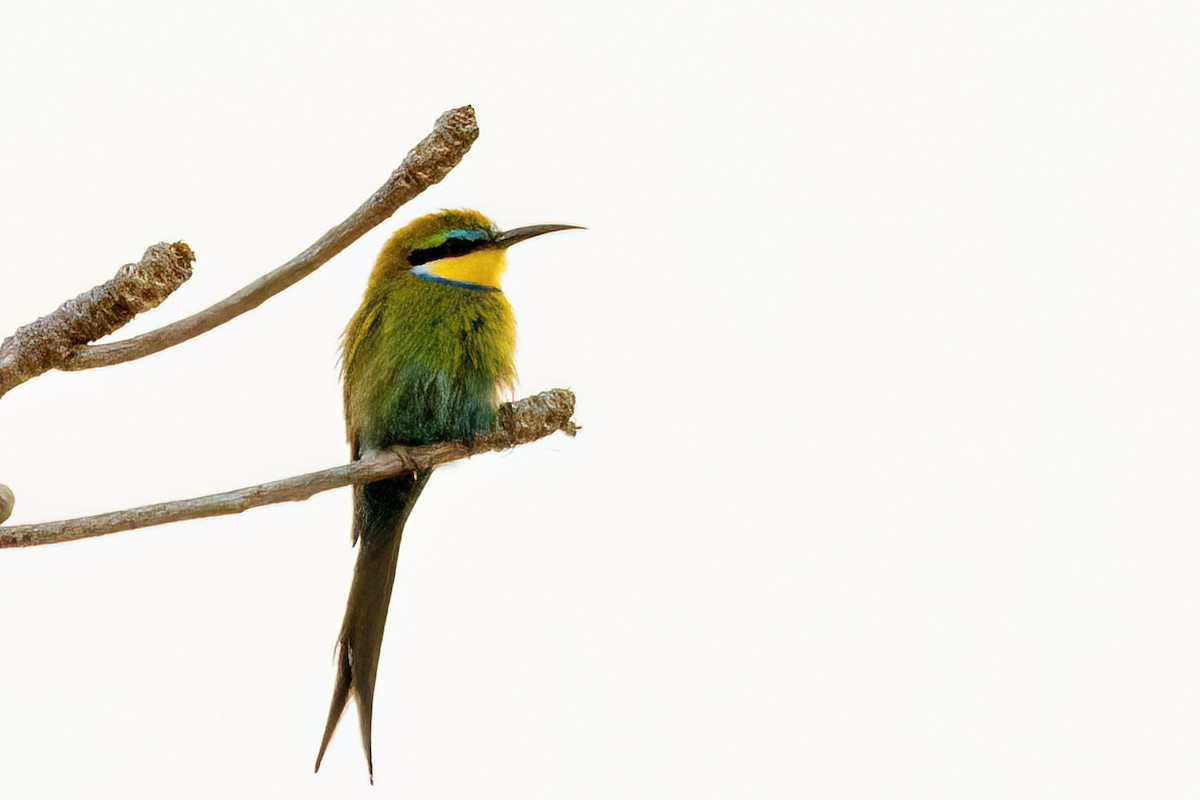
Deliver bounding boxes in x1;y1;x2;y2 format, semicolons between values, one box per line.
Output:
0;389;576;549
61;105;479;373
0;242;195;398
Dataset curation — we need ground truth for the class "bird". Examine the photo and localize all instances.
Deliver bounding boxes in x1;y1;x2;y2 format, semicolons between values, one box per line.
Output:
314;209;580;781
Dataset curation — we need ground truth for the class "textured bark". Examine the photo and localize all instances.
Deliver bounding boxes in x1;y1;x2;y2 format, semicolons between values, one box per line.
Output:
63;106;479;372
0;106;479;402
0;389;576;549
0;242;195;397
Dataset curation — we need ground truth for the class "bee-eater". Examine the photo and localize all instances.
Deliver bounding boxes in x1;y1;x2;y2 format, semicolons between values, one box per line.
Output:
314;209;579;780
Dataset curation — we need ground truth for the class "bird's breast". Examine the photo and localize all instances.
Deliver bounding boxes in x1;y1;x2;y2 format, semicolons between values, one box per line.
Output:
344;279;517;448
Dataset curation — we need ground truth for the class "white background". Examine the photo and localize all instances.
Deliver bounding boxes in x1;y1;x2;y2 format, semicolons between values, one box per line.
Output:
1;1;1197;797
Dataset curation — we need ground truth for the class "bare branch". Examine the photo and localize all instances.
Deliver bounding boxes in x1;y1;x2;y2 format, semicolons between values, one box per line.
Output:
0;242;195;398
0;484;13;525
0;389;576;549
62;105;479;373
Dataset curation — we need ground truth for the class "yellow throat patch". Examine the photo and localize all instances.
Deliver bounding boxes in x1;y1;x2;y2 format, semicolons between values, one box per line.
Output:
413;249;508;291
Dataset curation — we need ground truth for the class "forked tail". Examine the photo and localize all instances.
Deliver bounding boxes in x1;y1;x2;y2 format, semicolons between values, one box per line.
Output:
314;469;432;782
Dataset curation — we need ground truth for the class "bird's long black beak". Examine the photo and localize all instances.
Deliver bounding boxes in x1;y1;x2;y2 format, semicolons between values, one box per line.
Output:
491;224;585;249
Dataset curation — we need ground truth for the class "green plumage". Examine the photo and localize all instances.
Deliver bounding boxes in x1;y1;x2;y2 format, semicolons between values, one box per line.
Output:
315;209;582;782
343;275;516;451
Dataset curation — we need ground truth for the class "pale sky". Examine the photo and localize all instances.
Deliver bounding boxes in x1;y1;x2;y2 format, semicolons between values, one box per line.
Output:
1;1;1199;798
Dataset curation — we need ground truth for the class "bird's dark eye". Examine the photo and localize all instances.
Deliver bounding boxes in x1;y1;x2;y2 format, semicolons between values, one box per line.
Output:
408;231;487;267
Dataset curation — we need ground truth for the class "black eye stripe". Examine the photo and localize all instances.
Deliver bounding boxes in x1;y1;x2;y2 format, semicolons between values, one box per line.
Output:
408;236;483;267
